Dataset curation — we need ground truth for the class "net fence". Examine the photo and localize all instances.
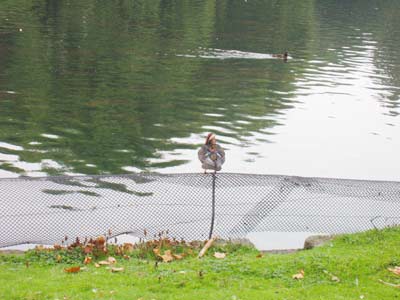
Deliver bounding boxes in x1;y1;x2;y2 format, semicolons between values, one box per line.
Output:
1;173;400;248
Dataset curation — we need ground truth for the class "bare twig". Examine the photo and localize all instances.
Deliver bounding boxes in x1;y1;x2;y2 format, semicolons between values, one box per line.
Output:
198;237;216;258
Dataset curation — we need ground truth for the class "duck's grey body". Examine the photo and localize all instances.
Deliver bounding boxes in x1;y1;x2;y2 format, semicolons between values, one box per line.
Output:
198;144;225;171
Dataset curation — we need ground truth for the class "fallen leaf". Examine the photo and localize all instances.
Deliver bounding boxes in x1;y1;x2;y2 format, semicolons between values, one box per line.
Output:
153;248;160;256
173;254;184;260
256;253;264;258
56;255;62;263
331;275;340;282
84;245;93;254
98;260;110;265
292;270;305;279
388;266;400;276
214;252;226;259
64;266;80;273
95;236;106;246
123;243;134;253
160;250;174;263
114;246;123;256
107;257;116;264
83;256;92;265
111;267;125;273
94;263;100;268
123;255;130;260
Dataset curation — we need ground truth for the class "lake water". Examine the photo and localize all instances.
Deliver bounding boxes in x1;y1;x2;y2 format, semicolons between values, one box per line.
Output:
1;0;400;180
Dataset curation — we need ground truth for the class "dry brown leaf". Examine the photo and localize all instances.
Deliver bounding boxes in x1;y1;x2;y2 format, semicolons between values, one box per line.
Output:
84;245;93;254
123;255;130;260
214;252;226;259
153;248;160;256
111;267;125;273
83;256;92;265
388;266;400;276
98;260;110;265
292;270;305;279
107;257;117;264
95;236;106;246
64;266;80;273
256;253;264;258
94;263;100;268
56;255;62;263
161;250;174;263
123;243;134;253
173;254;184;260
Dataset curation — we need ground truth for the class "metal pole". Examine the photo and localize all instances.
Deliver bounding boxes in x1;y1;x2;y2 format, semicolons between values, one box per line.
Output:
208;172;216;239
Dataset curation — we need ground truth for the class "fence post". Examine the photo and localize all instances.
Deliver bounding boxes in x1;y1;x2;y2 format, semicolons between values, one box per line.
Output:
208;173;216;239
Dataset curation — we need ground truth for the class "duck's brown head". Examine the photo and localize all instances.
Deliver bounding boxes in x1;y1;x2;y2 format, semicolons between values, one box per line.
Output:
205;133;216;145
283;51;288;61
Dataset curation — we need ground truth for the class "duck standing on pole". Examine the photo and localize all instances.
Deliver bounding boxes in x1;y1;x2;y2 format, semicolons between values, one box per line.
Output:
198;133;225;174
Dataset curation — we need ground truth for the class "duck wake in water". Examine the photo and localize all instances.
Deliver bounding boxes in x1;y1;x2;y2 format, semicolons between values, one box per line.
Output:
177;48;288;60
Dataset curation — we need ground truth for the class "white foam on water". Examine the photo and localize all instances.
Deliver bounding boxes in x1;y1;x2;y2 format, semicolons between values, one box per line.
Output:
177;48;284;60
0;142;24;151
121;166;142;173
40;134;60;139
0;153;19;161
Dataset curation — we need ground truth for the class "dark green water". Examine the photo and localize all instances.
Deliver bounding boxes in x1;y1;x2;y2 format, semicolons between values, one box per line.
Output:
0;0;399;180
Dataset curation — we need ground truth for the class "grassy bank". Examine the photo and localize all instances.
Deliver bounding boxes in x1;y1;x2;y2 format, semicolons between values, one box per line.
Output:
1;228;400;300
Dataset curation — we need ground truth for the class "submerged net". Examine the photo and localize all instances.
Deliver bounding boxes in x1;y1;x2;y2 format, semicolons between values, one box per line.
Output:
0;173;400;247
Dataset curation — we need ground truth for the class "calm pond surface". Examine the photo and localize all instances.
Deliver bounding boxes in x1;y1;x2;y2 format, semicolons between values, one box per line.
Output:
1;0;400;181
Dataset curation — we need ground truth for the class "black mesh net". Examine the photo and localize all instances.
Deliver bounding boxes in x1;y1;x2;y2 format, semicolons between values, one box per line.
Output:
1;173;400;247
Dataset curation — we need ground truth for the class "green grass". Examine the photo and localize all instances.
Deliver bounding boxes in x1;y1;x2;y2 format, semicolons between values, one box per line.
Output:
1;228;400;300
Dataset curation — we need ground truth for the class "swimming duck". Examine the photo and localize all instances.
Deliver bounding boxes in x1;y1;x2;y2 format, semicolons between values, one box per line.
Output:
272;51;288;61
198;133;225;173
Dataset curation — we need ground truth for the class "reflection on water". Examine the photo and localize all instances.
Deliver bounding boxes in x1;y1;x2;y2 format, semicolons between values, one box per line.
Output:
0;0;400;180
